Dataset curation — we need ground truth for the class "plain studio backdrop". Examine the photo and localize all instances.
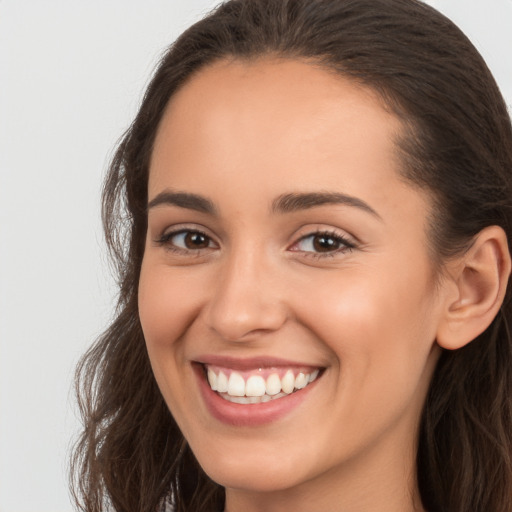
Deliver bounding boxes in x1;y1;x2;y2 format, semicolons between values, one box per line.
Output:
0;1;511;511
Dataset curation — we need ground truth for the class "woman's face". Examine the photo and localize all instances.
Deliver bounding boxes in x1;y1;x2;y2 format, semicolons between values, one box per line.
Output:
139;59;446;503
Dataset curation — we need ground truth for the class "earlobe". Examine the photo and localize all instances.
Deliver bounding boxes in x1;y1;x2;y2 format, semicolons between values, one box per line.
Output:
436;226;511;351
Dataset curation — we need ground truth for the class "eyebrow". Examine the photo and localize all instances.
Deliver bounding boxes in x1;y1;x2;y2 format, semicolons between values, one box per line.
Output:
271;192;382;219
147;191;217;215
147;189;381;220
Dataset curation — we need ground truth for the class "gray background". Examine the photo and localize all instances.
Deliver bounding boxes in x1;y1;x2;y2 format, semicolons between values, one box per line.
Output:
1;1;511;511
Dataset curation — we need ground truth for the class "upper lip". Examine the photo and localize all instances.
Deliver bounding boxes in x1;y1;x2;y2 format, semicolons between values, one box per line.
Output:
194;354;323;371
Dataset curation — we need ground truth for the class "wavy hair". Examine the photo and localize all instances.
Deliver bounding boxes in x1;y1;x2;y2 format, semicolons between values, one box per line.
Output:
71;1;512;510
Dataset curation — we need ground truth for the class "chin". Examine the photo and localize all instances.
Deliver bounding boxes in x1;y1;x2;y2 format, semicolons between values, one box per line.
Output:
193;443;313;493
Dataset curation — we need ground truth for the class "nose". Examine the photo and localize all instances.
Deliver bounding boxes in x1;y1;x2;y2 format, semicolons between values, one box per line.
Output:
203;248;288;342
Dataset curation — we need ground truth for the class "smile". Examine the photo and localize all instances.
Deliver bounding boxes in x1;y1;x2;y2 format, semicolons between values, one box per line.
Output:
205;365;321;405
194;357;325;426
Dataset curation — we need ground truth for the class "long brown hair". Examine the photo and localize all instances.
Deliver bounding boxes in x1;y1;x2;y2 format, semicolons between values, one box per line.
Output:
71;1;512;510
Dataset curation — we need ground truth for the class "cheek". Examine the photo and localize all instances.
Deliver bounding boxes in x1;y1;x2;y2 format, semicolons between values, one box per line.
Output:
291;261;440;391
289;270;440;455
138;260;209;425
138;261;204;349
297;267;434;337
137;260;208;412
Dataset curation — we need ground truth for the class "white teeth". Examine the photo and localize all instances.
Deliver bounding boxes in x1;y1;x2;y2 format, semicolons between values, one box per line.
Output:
266;373;282;395
216;371;229;393
223;394;262;404
281;370;295;394
207;368;217;391
227;372;245;396
294;372;308;390
227;395;247;404
245;375;266;397
206;366;322;401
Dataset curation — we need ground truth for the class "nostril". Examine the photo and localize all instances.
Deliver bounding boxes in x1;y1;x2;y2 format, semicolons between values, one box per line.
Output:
204;296;288;342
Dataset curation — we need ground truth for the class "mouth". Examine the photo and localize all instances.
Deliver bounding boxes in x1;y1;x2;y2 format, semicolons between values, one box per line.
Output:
204;364;321;405
192;356;325;426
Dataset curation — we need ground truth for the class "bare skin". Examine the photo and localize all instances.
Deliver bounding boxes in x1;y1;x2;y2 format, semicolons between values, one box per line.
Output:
138;58;510;511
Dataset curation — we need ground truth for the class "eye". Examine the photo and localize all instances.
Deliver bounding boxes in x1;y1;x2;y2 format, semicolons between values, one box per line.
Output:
290;231;355;255
156;229;217;252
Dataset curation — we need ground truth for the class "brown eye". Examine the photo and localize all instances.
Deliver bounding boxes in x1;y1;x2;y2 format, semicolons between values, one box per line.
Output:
183;231;210;249
291;231;355;255
158;230;215;251
312;234;342;252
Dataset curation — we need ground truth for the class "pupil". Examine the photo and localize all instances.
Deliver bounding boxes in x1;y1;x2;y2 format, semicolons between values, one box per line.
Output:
313;235;338;252
185;232;208;249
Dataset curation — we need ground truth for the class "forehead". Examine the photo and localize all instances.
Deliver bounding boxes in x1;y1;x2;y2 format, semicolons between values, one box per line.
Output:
149;58;428;225
152;58;400;170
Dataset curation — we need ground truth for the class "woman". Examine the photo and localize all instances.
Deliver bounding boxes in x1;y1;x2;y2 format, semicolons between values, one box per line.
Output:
71;0;512;511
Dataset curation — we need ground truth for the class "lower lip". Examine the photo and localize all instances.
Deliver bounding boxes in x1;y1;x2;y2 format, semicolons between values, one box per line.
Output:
193;364;320;427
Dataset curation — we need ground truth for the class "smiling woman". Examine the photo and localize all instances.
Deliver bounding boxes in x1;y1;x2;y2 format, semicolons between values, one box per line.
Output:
71;1;512;512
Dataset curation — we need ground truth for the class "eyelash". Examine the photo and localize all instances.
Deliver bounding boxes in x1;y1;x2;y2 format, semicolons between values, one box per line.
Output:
290;230;356;258
155;228;216;254
155;228;356;257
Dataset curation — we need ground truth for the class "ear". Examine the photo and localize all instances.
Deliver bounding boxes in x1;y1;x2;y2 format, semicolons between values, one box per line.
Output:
436;226;511;350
